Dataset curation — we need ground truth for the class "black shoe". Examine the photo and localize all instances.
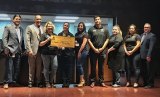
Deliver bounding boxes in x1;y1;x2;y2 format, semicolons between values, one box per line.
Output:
12;81;17;84
62;83;69;88
38;84;43;88
144;85;154;89
51;84;56;88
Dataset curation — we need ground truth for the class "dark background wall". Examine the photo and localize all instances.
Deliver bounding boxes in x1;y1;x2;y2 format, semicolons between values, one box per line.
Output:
0;0;159;36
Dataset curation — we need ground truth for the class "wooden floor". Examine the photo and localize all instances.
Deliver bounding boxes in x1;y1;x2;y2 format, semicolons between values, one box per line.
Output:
0;78;160;97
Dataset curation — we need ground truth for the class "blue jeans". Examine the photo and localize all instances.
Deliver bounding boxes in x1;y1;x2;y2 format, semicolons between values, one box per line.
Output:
76;51;88;75
125;53;140;83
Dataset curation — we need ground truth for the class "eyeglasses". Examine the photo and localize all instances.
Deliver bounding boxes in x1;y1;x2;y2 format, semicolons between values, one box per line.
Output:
144;27;150;28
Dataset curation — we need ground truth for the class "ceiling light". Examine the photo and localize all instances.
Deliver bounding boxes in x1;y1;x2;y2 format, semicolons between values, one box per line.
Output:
85;23;93;26
54;19;76;23
0;17;11;20
0;14;9;17
55;16;79;20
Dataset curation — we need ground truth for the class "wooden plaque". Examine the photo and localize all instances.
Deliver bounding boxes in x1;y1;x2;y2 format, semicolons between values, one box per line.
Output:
50;35;75;48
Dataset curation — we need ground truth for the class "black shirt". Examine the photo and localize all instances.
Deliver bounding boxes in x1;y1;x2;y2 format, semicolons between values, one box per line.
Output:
58;31;75;57
124;33;141;51
108;33;124;53
40;32;58;55
75;32;88;54
88;25;109;48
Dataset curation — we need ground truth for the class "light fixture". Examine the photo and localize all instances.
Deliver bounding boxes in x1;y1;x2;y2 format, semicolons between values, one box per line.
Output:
0;17;11;20
55;16;79;20
0;14;11;20
0;14;9;17
85;23;93;26
54;19;76;23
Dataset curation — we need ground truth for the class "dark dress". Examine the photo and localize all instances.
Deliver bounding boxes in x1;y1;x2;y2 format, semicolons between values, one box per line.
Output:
107;33;124;85
108;34;124;71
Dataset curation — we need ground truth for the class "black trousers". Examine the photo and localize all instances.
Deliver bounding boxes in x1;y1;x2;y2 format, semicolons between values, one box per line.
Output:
141;58;155;86
89;52;105;83
59;56;74;84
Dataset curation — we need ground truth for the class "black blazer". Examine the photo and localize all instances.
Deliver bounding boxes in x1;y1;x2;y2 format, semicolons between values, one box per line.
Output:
140;32;156;59
0;39;4;53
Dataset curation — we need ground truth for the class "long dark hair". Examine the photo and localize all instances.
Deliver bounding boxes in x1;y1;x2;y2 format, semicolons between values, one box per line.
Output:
77;22;86;33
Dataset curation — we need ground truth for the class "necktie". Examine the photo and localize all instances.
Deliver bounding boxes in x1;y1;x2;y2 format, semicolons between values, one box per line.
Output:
38;27;41;37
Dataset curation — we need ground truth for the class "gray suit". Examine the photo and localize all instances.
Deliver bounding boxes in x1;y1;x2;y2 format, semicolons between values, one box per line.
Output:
140;32;156;59
140;32;156;86
2;24;24;83
3;24;23;54
25;24;43;84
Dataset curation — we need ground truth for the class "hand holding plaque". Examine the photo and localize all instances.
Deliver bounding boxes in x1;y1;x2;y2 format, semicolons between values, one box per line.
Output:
50;35;75;48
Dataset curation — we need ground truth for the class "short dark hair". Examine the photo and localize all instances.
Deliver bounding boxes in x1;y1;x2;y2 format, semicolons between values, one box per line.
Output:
94;16;101;20
13;14;21;19
63;22;70;28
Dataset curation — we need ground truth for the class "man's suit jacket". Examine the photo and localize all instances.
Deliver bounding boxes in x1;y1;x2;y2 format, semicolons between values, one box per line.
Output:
25;24;43;55
2;24;24;54
140;32;156;59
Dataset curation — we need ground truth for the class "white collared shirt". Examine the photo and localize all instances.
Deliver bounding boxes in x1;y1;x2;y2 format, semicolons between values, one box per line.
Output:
15;26;21;42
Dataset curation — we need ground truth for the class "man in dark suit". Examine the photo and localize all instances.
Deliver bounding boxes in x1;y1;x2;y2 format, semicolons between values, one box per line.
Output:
140;23;156;89
2;14;24;89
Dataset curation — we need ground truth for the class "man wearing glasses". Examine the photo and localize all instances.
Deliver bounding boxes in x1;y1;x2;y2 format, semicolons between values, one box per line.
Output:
140;23;156;89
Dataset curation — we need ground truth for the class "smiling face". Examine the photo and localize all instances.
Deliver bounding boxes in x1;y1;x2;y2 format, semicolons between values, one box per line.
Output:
129;25;136;35
46;23;54;33
94;16;101;26
34;15;42;27
78;23;84;32
12;16;21;26
112;26;119;35
144;23;151;33
63;22;69;32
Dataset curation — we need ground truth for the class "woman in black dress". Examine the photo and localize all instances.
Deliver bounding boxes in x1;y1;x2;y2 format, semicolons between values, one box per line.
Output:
107;25;124;87
123;24;141;88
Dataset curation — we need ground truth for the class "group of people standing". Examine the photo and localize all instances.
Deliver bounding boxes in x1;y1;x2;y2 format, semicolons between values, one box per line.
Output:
107;23;156;89
1;14;156;90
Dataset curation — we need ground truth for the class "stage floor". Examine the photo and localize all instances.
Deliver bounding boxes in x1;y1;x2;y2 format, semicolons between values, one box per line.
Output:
0;78;160;97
